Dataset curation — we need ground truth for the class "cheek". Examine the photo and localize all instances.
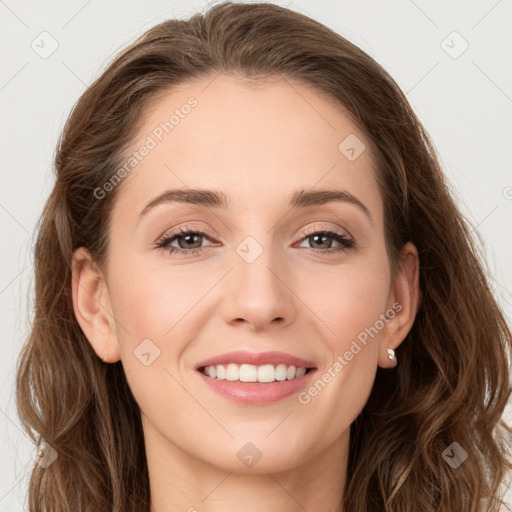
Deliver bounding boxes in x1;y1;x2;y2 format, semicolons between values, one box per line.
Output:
295;264;389;436
108;255;199;339
108;261;196;415
305;258;391;353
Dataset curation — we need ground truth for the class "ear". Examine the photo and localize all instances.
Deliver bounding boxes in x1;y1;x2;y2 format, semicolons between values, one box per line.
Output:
378;241;421;369
71;247;121;363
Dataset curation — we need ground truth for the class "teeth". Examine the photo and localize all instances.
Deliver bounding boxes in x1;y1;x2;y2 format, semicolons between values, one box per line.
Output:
202;363;308;382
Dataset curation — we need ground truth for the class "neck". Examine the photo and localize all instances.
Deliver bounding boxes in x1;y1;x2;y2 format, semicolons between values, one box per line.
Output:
144;418;348;512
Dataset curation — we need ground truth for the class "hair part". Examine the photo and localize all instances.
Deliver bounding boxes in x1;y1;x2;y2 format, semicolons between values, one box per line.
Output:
16;2;512;511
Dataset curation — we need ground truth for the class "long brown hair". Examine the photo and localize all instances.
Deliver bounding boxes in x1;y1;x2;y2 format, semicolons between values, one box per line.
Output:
16;2;512;510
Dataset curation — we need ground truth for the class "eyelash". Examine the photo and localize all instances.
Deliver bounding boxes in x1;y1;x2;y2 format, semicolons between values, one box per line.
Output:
155;224;355;257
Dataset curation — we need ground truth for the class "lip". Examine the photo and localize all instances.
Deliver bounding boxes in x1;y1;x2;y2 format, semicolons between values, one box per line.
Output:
196;367;318;405
194;350;318;406
195;350;316;370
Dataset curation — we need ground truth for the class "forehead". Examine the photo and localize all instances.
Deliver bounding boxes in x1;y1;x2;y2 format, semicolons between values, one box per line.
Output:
114;74;382;223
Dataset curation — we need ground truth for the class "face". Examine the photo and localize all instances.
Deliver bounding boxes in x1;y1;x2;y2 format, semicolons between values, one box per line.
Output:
73;74;419;476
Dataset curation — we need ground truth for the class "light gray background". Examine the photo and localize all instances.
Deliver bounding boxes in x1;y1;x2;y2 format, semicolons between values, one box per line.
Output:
1;0;511;510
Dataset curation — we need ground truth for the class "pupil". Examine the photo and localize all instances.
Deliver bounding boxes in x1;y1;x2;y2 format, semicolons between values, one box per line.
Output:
312;234;330;248
181;234;200;249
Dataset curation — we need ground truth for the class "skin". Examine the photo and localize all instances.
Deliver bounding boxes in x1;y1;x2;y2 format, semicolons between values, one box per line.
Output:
72;74;420;512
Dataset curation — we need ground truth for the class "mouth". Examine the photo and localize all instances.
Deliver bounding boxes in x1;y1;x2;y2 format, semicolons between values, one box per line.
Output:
195;349;316;372
193;350;318;405
197;363;316;383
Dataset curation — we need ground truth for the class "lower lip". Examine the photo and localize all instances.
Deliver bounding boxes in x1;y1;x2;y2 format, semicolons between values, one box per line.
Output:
196;369;317;405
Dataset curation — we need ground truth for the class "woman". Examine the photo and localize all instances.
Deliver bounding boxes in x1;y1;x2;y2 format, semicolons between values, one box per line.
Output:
15;2;512;511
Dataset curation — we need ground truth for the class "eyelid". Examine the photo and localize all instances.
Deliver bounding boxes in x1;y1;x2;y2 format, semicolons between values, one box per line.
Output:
298;223;353;240
155;221;356;260
156;222;352;246
156;222;217;244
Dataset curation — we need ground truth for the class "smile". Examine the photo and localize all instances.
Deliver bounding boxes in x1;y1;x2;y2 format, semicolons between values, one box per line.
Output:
196;364;317;405
200;363;311;382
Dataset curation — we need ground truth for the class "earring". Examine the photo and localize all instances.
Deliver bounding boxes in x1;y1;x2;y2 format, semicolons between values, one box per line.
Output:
387;348;397;365
101;348;108;363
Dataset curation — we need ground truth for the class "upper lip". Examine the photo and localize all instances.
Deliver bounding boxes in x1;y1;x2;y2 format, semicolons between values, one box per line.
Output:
195;350;317;370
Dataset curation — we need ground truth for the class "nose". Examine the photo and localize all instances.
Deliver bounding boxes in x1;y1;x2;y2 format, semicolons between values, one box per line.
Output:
220;244;297;331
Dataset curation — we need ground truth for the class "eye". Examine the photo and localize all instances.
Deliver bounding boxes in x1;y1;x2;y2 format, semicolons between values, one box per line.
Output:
155;224;355;257
155;225;216;256
296;225;355;255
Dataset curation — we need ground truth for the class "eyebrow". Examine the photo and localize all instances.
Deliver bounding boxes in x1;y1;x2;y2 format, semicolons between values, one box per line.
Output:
138;188;372;223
